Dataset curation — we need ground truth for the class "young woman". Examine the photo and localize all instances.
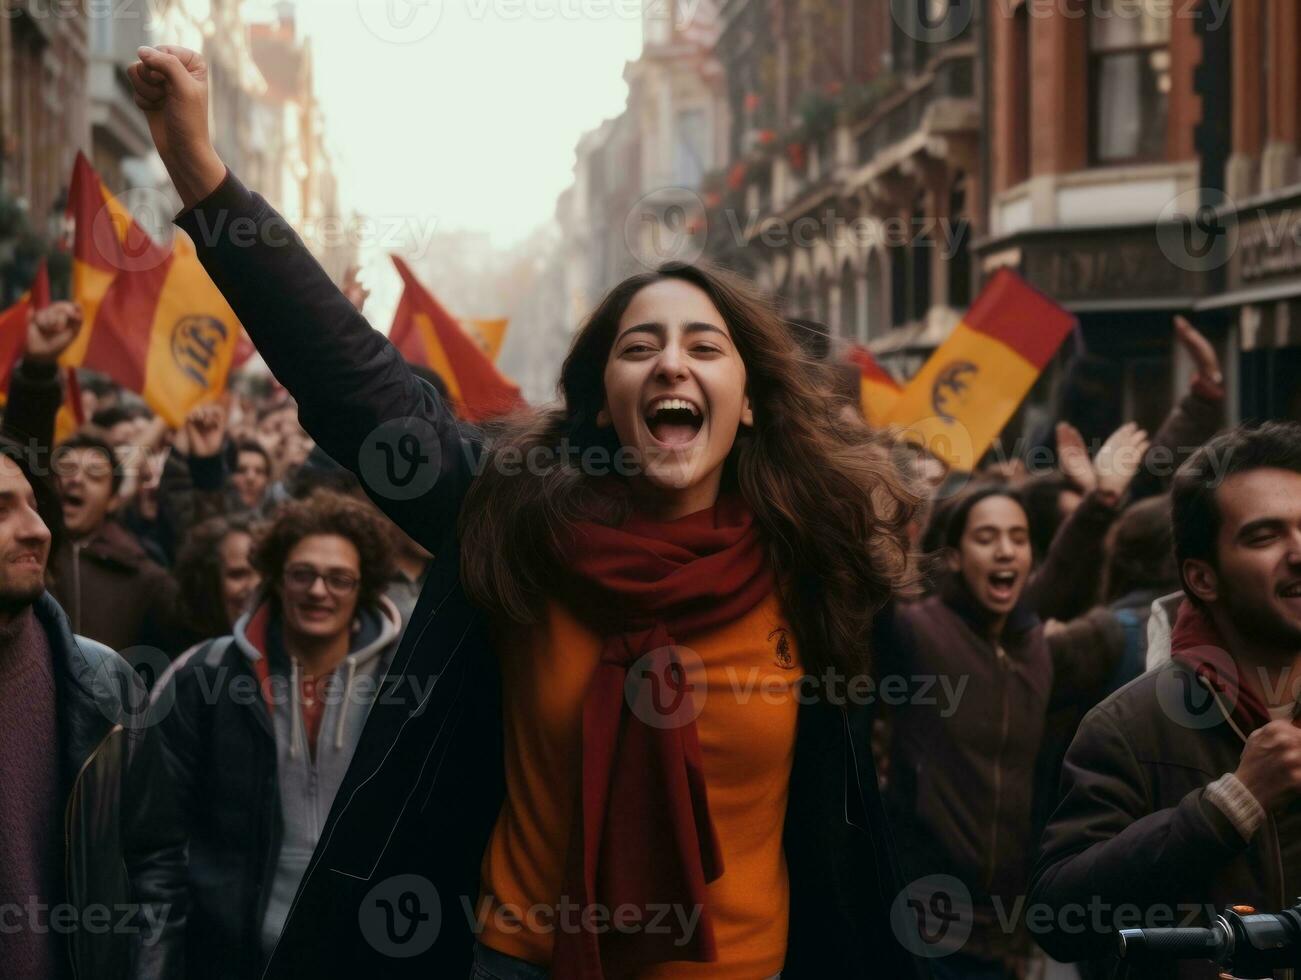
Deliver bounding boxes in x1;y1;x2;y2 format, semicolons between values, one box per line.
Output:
129;45;924;980
876;469;1144;980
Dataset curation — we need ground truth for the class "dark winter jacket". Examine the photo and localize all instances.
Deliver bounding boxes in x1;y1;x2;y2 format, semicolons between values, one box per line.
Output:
175;168;928;980
150;594;402;980
1030;628;1299;979
35;590;187;980
49;520;184;660
876;574;1124;967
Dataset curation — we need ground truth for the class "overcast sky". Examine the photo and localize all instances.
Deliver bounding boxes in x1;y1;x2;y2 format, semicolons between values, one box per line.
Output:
255;0;642;247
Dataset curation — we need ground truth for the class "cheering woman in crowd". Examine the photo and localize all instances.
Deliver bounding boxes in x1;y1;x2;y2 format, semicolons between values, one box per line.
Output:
130;45;925;980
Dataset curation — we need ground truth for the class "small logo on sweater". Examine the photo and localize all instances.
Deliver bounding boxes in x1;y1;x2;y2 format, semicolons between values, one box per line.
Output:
768;627;795;669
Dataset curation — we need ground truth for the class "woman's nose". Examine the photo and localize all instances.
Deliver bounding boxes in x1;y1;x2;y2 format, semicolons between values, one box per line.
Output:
655;342;687;381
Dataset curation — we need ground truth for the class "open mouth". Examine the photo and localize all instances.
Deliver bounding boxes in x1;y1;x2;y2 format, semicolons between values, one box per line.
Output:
643;396;704;447
987;569;1018;603
297;604;334;621
10;553;41;568
61;491;85;520
1279;581;1301;600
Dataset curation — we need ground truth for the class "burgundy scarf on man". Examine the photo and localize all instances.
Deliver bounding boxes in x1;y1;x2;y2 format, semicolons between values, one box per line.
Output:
1170;598;1273;733
551;494;775;979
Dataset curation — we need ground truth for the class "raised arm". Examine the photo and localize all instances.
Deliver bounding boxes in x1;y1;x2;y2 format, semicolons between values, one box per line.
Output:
128;45;481;551
1129;316;1226;501
1;301;83;460
1025;422;1149;621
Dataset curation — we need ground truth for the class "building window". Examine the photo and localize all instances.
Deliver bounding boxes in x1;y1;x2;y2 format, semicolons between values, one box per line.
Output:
673;109;708;187
838;262;859;340
793;277;814;319
866;248;887;339
1009;1;1031;185
948;177;971;310
890;243;908;327
1089;0;1171;164
910;195;932;322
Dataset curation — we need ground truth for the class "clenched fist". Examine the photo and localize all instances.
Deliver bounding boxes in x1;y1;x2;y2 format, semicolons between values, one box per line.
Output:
26;301;83;364
184;401;229;460
127;45;227;208
1234;719;1301;812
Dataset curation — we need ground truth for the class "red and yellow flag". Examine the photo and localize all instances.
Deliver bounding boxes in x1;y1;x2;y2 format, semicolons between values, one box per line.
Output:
388;255;521;421
63;152;240;427
845;344;902;423
462;318;509;362
882;269;1076;471
0;260;49;392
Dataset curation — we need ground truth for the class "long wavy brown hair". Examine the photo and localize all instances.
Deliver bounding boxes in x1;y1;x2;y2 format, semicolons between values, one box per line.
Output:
460;261;918;676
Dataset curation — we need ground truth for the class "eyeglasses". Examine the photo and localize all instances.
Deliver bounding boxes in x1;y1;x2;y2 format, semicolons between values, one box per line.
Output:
282;564;360;596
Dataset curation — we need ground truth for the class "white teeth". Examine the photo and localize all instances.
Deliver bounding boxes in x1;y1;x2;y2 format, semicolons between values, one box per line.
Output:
647;397;701;416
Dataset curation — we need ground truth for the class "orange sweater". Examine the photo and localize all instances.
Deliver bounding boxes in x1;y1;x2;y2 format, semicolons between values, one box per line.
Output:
478;594;802;979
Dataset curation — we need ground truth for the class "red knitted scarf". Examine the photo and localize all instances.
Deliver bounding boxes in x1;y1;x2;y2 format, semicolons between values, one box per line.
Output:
551;494;774;979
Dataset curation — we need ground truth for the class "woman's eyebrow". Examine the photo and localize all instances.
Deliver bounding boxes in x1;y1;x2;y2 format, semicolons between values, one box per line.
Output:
618;322;664;339
616;321;729;341
684;322;728;337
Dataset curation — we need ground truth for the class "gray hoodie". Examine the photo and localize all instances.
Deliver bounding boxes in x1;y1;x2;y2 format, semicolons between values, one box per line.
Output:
228;593;402;955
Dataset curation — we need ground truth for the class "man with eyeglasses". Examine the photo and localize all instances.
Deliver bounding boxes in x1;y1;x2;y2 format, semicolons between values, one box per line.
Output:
150;489;403;980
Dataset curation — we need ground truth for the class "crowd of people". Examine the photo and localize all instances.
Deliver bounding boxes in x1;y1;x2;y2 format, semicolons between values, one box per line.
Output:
1;40;1299;980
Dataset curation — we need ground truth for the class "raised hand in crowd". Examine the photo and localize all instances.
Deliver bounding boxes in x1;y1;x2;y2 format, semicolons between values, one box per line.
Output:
341;265;370;312
128;45;226;208
1054;421;1095;494
26;301;83;363
1055;419;1150;504
2;301;85;454
184;400;229;459
1091;421;1150;503
1174;313;1224;393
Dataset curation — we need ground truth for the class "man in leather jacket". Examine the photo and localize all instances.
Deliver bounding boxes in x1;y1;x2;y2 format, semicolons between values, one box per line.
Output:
0;301;187;980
